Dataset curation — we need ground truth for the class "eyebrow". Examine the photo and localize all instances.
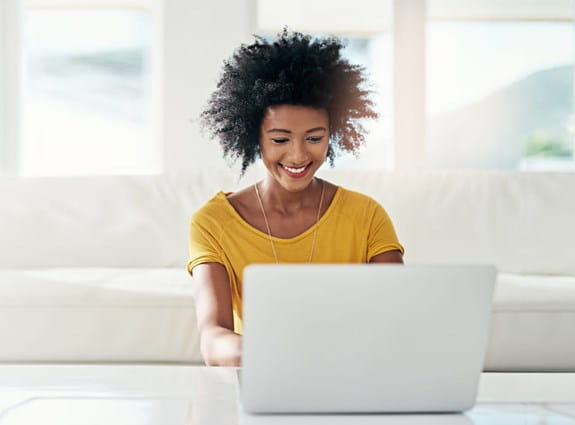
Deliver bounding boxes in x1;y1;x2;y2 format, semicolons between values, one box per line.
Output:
267;127;327;134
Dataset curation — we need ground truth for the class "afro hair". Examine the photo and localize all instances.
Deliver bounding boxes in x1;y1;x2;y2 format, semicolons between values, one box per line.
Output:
200;28;379;175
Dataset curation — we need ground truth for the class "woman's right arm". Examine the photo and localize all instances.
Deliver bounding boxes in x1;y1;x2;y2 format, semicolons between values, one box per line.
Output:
192;262;242;367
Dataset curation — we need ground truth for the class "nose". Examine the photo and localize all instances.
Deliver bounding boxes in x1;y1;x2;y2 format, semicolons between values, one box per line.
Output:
285;139;310;166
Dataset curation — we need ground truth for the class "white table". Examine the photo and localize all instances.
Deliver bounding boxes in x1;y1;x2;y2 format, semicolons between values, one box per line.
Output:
0;365;574;424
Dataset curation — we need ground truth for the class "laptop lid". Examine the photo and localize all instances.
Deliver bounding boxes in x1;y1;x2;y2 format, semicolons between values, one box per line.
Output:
239;264;496;414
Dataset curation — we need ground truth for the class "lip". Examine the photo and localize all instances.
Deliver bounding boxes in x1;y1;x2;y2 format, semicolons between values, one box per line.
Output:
280;162;312;179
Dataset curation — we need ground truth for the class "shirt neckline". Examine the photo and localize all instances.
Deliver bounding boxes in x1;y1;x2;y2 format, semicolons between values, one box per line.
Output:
217;185;343;243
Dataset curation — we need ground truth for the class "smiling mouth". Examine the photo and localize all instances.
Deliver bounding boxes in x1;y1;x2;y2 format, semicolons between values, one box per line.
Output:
279;162;313;177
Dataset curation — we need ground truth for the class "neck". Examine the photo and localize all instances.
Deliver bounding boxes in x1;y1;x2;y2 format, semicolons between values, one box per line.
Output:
259;176;323;216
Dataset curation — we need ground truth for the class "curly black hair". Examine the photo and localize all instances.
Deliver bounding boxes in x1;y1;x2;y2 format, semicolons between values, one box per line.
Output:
200;28;379;175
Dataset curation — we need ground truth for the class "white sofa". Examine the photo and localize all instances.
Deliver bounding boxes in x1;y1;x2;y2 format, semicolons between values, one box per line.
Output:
0;169;574;370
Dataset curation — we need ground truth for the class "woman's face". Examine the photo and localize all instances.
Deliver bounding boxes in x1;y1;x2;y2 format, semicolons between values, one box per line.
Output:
259;104;330;193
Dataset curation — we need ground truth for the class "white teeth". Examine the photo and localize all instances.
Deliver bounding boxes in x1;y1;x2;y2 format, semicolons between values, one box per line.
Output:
283;164;307;173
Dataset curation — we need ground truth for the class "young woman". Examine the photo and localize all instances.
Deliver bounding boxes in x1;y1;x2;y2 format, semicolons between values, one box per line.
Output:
187;30;404;367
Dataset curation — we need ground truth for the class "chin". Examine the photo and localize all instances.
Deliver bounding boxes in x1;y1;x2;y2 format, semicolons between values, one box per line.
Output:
277;174;315;192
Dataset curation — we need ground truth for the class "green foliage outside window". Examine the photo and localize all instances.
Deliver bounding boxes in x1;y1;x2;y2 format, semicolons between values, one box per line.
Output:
524;135;573;158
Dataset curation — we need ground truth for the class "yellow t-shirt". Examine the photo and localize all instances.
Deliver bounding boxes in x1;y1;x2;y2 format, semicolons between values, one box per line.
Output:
186;186;404;334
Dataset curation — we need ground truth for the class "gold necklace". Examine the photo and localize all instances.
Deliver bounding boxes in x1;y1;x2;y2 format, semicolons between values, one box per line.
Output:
254;179;325;263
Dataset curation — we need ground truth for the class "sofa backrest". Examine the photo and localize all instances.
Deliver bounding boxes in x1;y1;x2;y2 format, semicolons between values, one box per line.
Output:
0;173;221;269
1;169;574;275
320;170;575;276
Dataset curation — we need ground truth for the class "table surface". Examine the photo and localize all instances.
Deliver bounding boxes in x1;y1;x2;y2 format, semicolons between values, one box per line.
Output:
0;365;574;424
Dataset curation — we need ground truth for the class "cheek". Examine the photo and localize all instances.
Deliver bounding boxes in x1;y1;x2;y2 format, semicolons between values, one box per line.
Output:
316;141;330;158
260;145;280;165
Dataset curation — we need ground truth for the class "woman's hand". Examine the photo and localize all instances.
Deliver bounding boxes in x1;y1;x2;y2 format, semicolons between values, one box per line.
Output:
201;326;242;367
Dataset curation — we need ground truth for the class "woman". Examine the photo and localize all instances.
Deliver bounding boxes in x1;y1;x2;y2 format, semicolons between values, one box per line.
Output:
187;30;404;367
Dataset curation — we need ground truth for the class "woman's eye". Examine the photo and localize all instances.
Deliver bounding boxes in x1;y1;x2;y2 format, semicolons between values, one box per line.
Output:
271;138;289;144
307;137;323;143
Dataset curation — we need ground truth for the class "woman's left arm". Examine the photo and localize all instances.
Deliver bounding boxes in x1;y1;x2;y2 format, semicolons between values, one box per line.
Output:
369;250;404;264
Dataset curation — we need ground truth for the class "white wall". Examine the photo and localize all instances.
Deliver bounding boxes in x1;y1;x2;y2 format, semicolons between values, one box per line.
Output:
163;0;255;176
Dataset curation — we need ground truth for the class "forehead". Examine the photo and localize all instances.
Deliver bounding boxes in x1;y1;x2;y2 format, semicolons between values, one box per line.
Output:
261;105;329;129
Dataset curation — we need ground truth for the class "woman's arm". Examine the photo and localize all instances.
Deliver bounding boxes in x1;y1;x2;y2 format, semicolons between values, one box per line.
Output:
192;262;242;366
369;249;404;264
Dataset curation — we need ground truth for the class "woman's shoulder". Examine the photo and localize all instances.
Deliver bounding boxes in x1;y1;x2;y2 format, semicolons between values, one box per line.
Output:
334;185;380;208
332;186;396;232
191;191;233;225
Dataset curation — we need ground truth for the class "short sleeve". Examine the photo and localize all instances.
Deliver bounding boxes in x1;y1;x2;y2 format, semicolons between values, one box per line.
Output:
186;218;225;277
367;201;405;261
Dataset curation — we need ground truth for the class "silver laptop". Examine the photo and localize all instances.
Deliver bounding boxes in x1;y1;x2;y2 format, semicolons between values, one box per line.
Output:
238;264;496;414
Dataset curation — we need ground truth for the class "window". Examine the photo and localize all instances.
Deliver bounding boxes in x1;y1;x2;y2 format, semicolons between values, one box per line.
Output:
5;0;160;177
3;0;574;176
426;1;575;171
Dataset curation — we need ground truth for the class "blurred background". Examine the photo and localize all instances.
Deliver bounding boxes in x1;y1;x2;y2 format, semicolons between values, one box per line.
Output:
1;0;574;178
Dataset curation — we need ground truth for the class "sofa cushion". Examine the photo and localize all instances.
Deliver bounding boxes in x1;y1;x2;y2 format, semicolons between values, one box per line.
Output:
0;268;202;363
486;273;575;371
1;268;574;370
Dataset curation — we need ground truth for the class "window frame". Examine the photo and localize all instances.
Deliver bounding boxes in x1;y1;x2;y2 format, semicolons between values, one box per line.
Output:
0;0;22;177
393;0;427;172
